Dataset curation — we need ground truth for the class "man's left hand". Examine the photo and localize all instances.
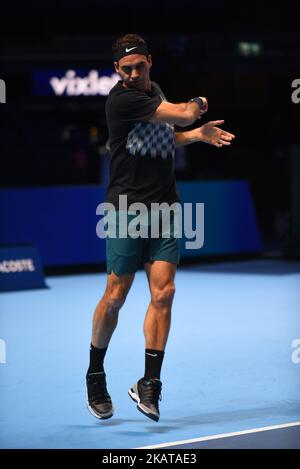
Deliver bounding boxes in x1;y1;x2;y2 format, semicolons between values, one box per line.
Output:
195;120;235;147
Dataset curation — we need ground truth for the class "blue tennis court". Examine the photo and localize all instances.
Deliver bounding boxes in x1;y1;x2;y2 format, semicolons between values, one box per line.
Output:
0;259;299;449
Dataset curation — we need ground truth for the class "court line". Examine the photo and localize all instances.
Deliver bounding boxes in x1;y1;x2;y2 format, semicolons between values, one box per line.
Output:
135;421;300;449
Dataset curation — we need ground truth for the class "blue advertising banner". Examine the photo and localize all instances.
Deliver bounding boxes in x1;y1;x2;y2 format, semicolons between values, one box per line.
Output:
0;186;106;266
178;180;262;256
32;69;119;97
0;245;47;292
0;181;262;268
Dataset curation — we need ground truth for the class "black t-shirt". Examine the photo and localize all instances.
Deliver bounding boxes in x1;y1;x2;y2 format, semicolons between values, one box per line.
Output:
104;80;180;208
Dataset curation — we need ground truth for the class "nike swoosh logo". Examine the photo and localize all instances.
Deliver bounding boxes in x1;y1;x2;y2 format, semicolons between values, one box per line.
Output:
125;46;138;52
146;353;158;357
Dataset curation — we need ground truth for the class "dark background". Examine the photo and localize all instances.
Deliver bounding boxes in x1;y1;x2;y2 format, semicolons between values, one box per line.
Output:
1;0;300;252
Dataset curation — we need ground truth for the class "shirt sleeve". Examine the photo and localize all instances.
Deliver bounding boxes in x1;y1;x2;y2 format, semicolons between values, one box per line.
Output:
114;89;162;123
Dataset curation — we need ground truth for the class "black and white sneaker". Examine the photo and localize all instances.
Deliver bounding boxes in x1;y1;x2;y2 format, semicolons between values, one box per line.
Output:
128;377;162;422
86;372;114;420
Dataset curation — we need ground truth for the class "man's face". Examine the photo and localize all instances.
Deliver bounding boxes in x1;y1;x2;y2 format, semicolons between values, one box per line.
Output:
114;54;152;91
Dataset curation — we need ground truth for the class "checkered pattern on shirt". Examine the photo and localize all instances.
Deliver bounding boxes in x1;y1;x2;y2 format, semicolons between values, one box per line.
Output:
126;122;175;160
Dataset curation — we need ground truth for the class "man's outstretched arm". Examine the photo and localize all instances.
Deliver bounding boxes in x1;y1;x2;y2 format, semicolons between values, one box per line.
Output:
175;120;236;148
150;97;208;127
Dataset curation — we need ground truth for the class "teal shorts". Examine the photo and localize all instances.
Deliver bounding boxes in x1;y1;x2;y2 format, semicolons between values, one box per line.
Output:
106;210;180;276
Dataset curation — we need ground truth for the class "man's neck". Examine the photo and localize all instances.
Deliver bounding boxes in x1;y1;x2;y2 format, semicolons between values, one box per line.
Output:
145;79;152;92
121;79;152;92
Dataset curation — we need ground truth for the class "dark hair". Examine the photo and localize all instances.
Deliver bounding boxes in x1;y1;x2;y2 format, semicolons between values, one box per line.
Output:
112;34;147;57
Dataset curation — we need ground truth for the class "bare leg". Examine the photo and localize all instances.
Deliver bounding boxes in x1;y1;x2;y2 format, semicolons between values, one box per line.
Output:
91;271;135;348
143;261;176;351
87;271;135;419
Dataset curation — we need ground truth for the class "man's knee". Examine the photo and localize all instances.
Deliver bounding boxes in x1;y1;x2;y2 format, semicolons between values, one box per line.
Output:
104;283;128;311
151;284;175;308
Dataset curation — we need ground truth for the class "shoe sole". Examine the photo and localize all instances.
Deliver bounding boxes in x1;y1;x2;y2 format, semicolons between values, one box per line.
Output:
86;401;114;420
128;387;159;422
